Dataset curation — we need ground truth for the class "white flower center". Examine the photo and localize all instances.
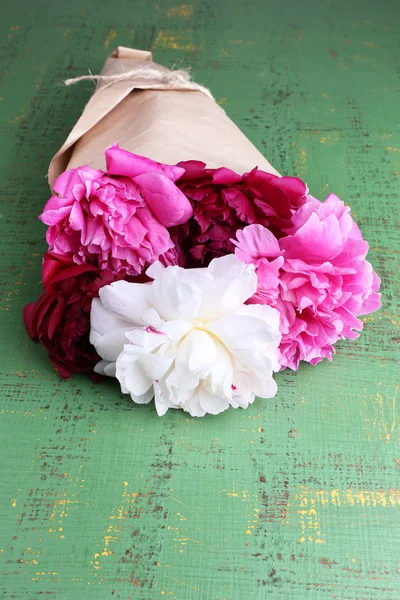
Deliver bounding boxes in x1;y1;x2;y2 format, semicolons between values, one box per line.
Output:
192;319;204;329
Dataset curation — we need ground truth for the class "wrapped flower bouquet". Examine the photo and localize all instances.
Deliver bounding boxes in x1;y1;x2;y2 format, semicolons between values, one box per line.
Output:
24;47;381;416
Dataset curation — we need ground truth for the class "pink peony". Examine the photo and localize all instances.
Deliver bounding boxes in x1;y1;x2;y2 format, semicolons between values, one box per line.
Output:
171;161;308;267
233;194;381;370
40;145;193;276
234;224;284;306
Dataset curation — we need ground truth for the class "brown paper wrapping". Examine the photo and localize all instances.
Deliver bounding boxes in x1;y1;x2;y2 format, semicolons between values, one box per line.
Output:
48;47;279;187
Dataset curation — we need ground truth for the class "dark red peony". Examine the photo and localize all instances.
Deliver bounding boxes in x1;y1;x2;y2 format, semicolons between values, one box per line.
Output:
170;161;308;267
23;252;134;379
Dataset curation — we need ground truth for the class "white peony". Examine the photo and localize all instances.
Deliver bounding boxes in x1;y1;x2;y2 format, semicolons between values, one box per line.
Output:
90;255;281;417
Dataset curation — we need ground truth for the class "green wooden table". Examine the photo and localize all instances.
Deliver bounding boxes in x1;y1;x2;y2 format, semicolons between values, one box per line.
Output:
1;0;399;598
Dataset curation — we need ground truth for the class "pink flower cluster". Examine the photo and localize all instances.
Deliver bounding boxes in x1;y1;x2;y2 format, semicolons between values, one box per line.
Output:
36;145;381;376
40;145;192;276
233;195;381;369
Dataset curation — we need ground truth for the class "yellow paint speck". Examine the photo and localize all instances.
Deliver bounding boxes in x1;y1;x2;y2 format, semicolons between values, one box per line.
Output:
105;30;117;48
152;29;200;52
167;4;193;18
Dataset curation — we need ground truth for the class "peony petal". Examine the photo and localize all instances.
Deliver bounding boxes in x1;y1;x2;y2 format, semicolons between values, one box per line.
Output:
52;166;104;197
154;380;174;416
233;224;281;262
280;212;345;262
40;198;74;226
230;390;255;409
198;254;257;321
147;265;213;320
125;327;168;352
49;356;75;380
46;297;65;341
91;328;129;362
69;201;86;232
235;304;281;334
206;313;281;372
160;319;193;345
94;359;116;377
146;260;165;280
90;297;131;337
212;167;242;185
105;144;184;182
23;302;39;340
273;175;307;207
204;341;233;399
165;367;199;408
138;353;174;381
198;386;230;415
99;280;151;325
116;347;153;397
176;159;207;181
130;387;154;406
141;307;162;328
238;370;278;399
184;390;207;417
134;173;193;226
175;330;217;378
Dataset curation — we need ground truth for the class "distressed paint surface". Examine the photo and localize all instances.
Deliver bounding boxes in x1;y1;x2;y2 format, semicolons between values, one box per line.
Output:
0;0;399;598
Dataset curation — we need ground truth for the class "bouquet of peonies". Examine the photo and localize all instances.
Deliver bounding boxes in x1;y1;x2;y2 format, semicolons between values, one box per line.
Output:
24;47;381;417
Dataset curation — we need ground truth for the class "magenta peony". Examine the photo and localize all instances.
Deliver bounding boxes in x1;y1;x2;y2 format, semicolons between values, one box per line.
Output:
40;145;193;276
24;253;108;378
170;161;308;267
23;251;149;379
233;194;381;370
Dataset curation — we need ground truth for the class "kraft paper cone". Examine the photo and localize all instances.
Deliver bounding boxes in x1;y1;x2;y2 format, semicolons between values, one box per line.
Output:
48;47;279;187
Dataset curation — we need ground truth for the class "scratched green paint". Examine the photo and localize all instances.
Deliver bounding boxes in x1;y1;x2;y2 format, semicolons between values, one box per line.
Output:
0;0;399;598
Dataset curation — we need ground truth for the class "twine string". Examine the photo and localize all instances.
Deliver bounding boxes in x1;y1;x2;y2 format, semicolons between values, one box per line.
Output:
64;66;214;100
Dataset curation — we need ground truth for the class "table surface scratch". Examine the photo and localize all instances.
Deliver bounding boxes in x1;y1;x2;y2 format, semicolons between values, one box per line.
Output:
0;0;399;598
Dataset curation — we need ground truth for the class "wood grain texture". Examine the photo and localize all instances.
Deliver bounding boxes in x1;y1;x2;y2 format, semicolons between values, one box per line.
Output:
0;0;399;598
